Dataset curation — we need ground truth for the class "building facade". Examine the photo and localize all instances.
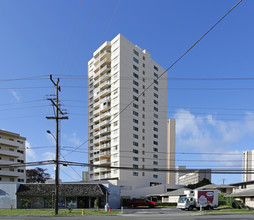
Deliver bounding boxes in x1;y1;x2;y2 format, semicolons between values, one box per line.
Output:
175;166;211;185
88;34;167;189
167;119;175;185
0;130;26;183
243;150;254;182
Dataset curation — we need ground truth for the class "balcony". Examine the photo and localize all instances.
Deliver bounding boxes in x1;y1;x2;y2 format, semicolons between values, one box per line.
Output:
100;119;110;128
0;139;24;148
100;71;111;83
100;159;111;165
100;127;110;135
100;80;111;90
94;48;111;65
100;143;111;150
100;88;111;98
100;173;111;179
0;149;21;157
100;111;111;121
100;150;111;157
94;57;111;75
100;167;111;172
93;115;100;123
0;170;20;177
100;135;110;143
94;138;100;145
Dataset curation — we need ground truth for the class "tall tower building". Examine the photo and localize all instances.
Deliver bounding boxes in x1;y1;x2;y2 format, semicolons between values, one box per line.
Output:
243;150;254;182
88;34;167;188
0;129;26;183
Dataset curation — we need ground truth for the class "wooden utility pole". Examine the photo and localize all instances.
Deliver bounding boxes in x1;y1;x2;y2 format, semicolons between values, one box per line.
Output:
46;74;68;215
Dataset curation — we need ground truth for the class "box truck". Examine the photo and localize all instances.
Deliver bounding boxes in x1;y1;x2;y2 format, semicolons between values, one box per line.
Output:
177;190;218;210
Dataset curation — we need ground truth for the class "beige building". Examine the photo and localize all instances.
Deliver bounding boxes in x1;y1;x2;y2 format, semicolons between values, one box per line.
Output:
243;150;254;182
87;34;167;189
167;119;175;184
175;166;211;185
0;130;26;183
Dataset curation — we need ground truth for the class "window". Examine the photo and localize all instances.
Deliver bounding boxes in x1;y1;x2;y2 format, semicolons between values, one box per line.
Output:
113;145;118;151
113;88;118;95
133;164;138;169
142;172;145;176
143;63;145;68
154;86;158;92
133;88;139;94
133;119;138;124
142;121;145;126
133;103;138;109
133;65;139;71
113;64;118;71
154;100;158;105
133;126;139;131
154;120;158;125
133;149;138;154
133;111;139;116
133;172;138;176
113;56;119;63
142;136;145;140
113;137;118;143
9;158;14;162
142;114;145;119
143;70;145;75
154;93;158;98
153;161;158;165
113;121;118;126
9;178;15;182
154;65;159;71
142;85;145;89
154;113;158;118
133;72;139;79
142;143;145;147
142;129;145;133
133;134;138;139
153;147;158;152
154;72;159;78
113;72;118;79
153;134;158;139
133;141;139;146
133;57;139;64
154;79;158;85
143;56;145;60
153;127;158;132
154;106;158;112
153;175;158;179
153;141;158;145
133;49;139;56
113;153;118;158
133;95;138;101
133;157;139;161
133;80;139;86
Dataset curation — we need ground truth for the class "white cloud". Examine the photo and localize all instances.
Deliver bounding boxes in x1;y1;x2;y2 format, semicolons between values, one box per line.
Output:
26;141;37;161
43;152;55;161
67;132;82;146
9;89;20;101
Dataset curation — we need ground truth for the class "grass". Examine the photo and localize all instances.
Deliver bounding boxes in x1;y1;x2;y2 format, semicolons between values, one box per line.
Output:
202;206;254;215
0;208;121;216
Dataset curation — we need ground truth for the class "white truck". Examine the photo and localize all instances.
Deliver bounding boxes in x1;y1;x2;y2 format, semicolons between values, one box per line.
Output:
177;190;218;211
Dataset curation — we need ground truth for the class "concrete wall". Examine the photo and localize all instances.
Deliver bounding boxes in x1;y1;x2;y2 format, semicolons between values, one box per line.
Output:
162;195;179;203
0;183;19;208
102;183;120;208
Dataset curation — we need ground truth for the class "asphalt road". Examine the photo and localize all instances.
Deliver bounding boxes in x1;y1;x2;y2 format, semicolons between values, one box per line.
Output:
0;208;254;220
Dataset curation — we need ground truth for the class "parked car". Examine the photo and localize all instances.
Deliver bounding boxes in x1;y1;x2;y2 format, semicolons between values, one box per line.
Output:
127;199;157;208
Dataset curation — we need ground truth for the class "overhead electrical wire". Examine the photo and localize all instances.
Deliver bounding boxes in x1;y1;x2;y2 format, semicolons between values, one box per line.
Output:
63;0;243;157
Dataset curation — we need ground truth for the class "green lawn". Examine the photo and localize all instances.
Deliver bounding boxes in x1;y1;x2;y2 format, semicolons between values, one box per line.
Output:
203;207;254;215
0;209;121;216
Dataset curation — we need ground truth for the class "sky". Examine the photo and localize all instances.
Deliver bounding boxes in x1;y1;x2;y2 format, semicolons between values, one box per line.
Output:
0;0;253;184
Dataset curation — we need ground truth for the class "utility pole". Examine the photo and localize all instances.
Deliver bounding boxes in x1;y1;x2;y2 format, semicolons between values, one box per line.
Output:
46;74;68;215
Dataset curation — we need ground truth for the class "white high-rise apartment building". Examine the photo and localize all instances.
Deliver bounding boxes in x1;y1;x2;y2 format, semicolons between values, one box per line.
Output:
0;129;26;183
243;150;254;182
88;34;167;188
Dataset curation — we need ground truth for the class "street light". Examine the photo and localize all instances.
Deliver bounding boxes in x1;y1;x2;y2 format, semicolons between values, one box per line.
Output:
47;130;59;215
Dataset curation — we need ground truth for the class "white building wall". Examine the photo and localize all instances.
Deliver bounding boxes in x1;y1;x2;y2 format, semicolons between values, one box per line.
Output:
88;34;167;189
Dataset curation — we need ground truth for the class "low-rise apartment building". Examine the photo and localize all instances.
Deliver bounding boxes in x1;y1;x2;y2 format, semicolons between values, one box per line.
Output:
0;129;26;183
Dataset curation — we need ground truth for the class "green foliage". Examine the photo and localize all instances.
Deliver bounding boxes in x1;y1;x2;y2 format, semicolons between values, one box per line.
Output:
26;167;51;183
218;193;243;209
186;178;211;189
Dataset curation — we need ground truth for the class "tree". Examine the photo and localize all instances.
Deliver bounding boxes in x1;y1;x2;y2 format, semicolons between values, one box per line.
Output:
186;178;211;189
26;167;51;183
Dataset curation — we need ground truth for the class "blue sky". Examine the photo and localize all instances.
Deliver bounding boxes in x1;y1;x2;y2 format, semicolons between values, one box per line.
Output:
0;0;253;184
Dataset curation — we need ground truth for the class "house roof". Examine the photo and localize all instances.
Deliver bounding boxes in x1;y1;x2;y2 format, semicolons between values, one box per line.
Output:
195;184;234;190
160;188;190;197
16;184;106;197
228;189;254;198
230;180;254;186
